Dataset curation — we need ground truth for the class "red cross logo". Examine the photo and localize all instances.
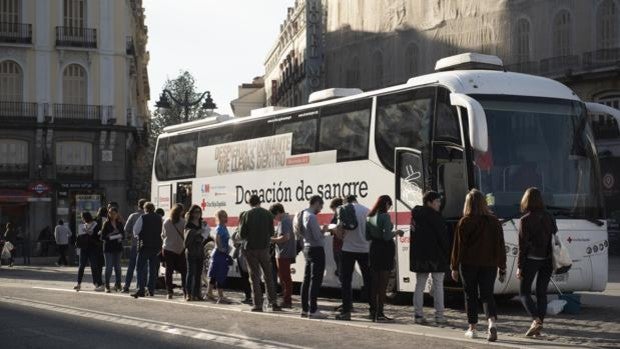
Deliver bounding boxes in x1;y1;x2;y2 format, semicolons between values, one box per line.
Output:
200;198;207;210
567;236;572;244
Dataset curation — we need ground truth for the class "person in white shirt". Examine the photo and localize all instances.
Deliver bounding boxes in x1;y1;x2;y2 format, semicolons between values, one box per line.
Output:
336;195;372;321
53;220;72;266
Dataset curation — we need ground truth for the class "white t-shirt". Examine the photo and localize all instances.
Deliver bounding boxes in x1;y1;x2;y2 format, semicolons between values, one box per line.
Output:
342;203;370;253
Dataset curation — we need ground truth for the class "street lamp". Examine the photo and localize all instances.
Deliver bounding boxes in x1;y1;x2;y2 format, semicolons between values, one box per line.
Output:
155;89;217;121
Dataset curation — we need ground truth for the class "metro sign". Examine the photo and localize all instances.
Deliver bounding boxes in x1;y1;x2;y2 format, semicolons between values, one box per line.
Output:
29;182;50;195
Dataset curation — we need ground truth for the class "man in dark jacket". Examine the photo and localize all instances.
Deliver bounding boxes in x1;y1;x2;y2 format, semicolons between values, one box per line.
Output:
131;202;163;298
410;191;449;324
239;195;281;312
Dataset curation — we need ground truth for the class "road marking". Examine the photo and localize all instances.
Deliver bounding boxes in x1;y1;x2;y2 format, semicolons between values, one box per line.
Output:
0;296;309;349
22;286;537;349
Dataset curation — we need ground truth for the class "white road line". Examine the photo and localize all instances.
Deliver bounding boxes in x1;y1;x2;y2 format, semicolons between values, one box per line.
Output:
0;296;309;349
2;284;546;349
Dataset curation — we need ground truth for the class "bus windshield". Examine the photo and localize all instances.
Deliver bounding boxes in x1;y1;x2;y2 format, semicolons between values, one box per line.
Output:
471;95;603;220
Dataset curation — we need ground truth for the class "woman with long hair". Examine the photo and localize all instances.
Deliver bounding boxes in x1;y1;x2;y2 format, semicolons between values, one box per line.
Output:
74;211;104;291
162;203;187;299
366;195;402;322
101;207;125;292
451;189;506;342
517;187;556;337
184;205;206;301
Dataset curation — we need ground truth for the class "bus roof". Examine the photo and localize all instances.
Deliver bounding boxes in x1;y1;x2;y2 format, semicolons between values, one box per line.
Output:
160;70;580;137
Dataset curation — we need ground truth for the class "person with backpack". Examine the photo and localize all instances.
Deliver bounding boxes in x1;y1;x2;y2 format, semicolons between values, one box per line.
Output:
132;202;164;298
122;198;147;293
270;203;296;309
296;195;328;319
517;187;556;337
101;207;125;293
239;195;281;312
74;212;104;291
366;195;403;322
451;189;507;342
336;195;372;321
161;203;187;299
411;191;450;324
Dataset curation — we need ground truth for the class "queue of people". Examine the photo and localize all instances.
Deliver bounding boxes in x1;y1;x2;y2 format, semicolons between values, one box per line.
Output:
65;186;557;343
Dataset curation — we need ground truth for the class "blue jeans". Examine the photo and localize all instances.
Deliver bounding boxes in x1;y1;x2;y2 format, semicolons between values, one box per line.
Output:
104;251;122;287
301;246;325;313
186;256;204;299
136;247;160;294
340;251;372;314
124;243;138;289
77;247;102;286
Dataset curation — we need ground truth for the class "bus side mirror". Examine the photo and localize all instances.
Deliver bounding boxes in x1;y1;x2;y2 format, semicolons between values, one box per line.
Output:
585;102;620;134
450;93;488;153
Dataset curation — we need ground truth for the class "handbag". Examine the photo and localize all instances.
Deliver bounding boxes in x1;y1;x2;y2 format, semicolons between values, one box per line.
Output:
551;234;572;274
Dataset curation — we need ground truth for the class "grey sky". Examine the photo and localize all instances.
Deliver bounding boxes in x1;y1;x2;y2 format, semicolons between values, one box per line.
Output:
143;0;294;116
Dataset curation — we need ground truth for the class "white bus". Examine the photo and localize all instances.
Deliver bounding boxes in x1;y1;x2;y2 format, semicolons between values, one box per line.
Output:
152;53;619;295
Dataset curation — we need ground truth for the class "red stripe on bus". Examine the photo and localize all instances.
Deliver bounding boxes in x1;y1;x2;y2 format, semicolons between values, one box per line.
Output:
202;211;412;227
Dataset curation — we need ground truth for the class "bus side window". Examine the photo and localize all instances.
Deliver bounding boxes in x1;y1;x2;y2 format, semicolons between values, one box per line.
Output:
375;88;434;172
233;119;274;142
319;99;372;162
198;127;233;147
435;88;462;144
155;137;169;180
274;116;318;155
166;133;198;180
435;146;467;219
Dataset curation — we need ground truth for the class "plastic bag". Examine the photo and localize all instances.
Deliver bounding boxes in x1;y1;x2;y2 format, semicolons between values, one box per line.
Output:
547;299;567;315
552;234;572;274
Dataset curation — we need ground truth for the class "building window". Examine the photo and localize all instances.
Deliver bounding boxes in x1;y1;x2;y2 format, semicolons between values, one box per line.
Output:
0;139;28;176
55;141;93;177
371;51;383;89
346;55;360;88
0;0;19;23
553;10;572;56
405;43;419;77
515;19;530;62
62;64;87;104
63;0;84;28
0;60;23;101
597;0;618;49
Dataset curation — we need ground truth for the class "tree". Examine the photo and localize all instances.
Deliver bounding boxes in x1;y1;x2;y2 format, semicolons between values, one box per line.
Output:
150;70;212;136
133;70;213;198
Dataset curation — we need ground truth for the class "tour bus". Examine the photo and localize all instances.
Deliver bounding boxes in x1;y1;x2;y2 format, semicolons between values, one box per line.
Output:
152;53;619;295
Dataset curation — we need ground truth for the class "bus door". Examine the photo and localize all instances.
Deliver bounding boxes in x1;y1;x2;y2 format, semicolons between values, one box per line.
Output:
394;147;426;292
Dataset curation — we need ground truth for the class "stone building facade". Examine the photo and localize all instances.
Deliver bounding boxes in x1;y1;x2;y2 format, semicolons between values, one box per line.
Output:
0;0;150;241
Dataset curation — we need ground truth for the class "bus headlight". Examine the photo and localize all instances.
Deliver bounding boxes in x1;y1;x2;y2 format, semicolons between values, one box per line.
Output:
599;243;604;251
512;247;518;255
604;240;609;248
586;247;592;254
593;245;599;253
505;245;510;254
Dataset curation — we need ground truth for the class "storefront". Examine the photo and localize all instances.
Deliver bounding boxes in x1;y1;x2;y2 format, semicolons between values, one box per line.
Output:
56;182;105;235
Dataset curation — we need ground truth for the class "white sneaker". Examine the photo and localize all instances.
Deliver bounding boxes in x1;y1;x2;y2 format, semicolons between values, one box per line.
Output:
464;329;477;339
309;310;328;319
94;285;105;292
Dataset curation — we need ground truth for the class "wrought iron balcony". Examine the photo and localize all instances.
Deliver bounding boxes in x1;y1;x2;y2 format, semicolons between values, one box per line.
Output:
0;22;32;44
53;104;112;124
583;48;620;70
55;26;97;48
0;163;29;178
55;164;93;179
126;36;135;55
0;101;38;122
539;55;580;76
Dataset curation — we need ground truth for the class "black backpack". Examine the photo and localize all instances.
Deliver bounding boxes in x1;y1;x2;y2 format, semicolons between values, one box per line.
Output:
338;204;358;230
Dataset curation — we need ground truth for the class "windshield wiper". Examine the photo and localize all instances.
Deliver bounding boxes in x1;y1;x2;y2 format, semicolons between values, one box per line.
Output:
547;205;605;227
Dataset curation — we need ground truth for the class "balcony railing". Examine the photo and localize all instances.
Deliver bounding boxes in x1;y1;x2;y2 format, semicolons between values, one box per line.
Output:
56;164;93;179
0;22;32;44
53;104;110;123
539;55;580;76
55;26;97;48
0;101;38;122
583;48;620;70
0;163;28;178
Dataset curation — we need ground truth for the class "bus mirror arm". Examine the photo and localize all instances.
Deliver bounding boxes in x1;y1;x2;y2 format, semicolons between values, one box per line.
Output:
585;102;620;134
450;93;488;153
